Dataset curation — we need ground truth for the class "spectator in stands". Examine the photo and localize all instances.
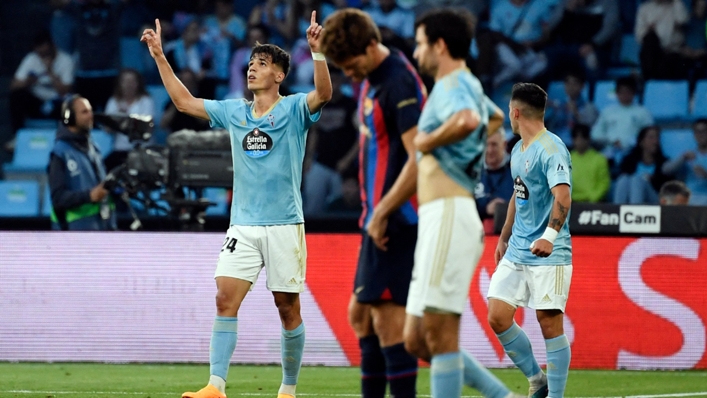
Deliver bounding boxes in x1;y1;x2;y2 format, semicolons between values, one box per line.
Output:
161;69;211;133
364;0;416;40
545;70;598;146
248;0;289;47
103;68;155;172
659;180;691;205
202;0;247;83
285;0;337;43
636;0;690;80
479;0;555;89
591;76;653;168
613;126;672;204
475;126;513;233
8;31;73;144
544;0;619;80
69;0;124;111
164;18;215;99
569;124;610;202
411;0;487;17
661;119;707;205
48;95;116;231
50;0;75;54
682;0;707;82
229;24;271;100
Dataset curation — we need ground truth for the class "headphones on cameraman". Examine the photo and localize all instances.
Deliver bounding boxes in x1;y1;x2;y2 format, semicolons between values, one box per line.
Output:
61;94;81;126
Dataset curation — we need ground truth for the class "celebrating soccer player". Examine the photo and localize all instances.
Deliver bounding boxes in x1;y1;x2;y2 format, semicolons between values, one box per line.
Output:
320;9;424;398
401;8;523;398
487;83;573;398
141;12;332;398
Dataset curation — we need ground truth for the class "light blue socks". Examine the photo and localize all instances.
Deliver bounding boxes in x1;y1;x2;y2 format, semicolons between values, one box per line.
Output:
281;323;306;386
461;350;511;398
545;335;570;398
496;322;542;378
431;352;463;398
210;316;238;382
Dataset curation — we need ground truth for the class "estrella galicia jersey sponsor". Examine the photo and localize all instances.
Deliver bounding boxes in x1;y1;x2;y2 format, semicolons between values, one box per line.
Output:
204;93;320;226
358;50;426;230
506;129;573;265
417;68;493;194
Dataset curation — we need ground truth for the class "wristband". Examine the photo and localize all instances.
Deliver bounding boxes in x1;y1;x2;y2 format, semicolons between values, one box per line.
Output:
311;52;326;61
530;227;558;250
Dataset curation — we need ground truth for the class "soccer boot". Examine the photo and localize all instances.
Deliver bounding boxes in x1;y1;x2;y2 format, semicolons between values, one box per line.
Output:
182;384;227;398
528;372;548;398
277;394;295;398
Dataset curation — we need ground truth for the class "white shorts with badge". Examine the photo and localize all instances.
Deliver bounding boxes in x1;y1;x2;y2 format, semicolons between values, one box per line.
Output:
215;224;307;293
406;197;484;317
487;258;572;312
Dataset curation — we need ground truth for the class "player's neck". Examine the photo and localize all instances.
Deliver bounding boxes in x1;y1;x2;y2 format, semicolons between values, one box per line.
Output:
519;121;546;150
252;89;282;118
434;58;466;81
371;43;390;70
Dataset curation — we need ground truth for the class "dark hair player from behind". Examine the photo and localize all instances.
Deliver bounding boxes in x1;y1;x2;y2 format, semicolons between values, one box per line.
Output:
47;95;116;231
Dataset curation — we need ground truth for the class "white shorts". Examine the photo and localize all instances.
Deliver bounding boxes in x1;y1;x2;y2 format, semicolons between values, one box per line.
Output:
487;258;572;312
215;224;307;293
406;197;484;317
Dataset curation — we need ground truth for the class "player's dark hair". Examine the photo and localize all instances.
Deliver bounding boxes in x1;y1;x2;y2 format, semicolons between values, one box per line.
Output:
659;180;691;201
571;123;591;140
320;8;382;64
250;43;291;77
511;83;547;118
414;9;474;60
616;76;637;93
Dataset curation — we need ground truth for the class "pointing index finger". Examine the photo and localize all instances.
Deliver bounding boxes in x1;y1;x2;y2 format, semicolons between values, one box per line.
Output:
311;10;316;25
155;18;161;36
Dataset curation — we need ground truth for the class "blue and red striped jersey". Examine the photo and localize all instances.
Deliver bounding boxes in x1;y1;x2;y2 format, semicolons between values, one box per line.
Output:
357;50;426;230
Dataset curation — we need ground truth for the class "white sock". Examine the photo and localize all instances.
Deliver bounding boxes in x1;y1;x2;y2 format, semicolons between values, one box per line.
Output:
528;370;546;385
209;375;226;394
278;384;296;396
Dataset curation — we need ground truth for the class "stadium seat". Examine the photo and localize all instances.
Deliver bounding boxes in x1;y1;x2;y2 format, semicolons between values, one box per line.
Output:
660;129;696;160
643;80;689;121
692;80;707;118
593;80;618;111
91;129;114;158
0;180;40;217
204;188;229;216
2;129;55;174
25;118;58;129
619;34;640;66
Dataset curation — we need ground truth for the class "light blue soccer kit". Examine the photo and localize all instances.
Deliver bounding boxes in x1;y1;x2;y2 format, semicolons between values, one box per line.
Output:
488;129;573;398
407;68;516;398
201;93;320;391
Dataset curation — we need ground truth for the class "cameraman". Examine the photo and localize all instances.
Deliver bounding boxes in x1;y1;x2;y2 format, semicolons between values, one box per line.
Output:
48;95;116;231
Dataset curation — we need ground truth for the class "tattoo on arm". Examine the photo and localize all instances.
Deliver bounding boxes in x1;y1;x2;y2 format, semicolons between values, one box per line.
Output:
549;201;568;230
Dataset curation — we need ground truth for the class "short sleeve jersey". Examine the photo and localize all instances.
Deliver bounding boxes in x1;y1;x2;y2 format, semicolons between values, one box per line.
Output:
505;130;573;265
358;51;426;230
204;93;320;226
416;68;488;194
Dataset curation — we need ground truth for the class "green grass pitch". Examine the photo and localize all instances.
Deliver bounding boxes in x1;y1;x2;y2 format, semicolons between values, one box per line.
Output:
0;363;706;397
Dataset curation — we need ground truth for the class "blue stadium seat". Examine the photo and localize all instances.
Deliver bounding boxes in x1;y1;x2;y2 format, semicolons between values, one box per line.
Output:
619;34;640;66
91;129;114;158
593;80;619;111
204;188;229;216
25;118;58;129
0;180;40;217
2;129;55;174
692;80;707;118
661;129;696;160
643;80;689;121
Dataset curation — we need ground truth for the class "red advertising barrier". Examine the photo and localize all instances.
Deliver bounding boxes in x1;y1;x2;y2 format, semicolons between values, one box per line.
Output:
307;235;707;369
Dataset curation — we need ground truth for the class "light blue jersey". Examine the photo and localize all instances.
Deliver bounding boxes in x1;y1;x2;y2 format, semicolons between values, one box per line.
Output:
204;93;320;226
417;68;492;193
506;129;572;265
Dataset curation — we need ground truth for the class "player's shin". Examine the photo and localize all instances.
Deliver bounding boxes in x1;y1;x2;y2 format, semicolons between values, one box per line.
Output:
280;323;305;396
461;350;511;398
496;322;542;378
382;343;418;398
360;335;387;398
430;352;463;398
209;316;238;393
545;335;570;398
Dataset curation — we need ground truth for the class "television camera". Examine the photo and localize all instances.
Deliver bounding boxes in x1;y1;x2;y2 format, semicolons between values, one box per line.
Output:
96;113;232;230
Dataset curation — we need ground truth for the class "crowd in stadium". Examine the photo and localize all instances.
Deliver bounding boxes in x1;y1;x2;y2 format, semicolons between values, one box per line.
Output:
2;0;707;224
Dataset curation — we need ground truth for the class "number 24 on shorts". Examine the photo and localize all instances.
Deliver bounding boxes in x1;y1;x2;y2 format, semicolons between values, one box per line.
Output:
221;237;238;253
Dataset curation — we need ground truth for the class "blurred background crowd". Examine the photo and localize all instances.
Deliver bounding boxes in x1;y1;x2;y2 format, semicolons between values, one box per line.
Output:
0;0;706;228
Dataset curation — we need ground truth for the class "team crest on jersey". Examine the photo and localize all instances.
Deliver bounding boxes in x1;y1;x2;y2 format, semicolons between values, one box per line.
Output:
363;98;373;116
242;128;273;158
525;159;529;174
267;114;275;127
514;175;530;204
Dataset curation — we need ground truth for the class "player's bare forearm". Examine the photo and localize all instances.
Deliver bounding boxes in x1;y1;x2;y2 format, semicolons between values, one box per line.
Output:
307;59;332;114
499;192;516;243
548;184;571;231
487;97;505;136
416;109;479;153
154;55;208;120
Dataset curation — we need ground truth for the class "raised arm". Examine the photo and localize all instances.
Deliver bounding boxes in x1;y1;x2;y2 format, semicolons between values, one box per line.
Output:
305;11;332;115
141;19;209;121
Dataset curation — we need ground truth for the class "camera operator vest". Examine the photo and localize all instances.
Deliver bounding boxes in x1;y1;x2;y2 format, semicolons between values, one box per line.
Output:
50;138;116;231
